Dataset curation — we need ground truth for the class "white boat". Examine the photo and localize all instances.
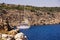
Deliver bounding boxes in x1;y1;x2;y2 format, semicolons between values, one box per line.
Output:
17;19;30;29
17;24;30;29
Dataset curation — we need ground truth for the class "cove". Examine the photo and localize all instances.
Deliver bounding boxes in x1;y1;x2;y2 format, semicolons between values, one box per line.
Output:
20;24;60;40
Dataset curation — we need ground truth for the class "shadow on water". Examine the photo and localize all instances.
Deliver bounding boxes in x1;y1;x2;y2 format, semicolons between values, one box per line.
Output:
19;24;60;40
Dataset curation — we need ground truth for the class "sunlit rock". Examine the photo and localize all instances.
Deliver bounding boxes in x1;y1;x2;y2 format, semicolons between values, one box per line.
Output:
15;32;27;40
8;29;19;36
2;34;14;40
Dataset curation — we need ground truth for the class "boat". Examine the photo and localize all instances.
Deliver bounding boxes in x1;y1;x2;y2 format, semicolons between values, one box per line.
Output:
17;24;30;29
17;19;30;29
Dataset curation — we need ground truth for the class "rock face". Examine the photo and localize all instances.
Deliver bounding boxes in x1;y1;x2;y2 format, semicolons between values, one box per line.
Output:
15;32;27;40
0;32;27;40
0;3;60;30
0;9;60;27
1;34;14;40
8;29;19;36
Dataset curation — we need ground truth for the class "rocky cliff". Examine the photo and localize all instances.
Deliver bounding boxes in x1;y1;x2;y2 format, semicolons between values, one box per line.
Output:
0;3;60;31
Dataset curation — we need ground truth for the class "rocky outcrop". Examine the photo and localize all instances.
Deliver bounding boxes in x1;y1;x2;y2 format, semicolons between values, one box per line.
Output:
0;3;60;30
8;29;19;36
0;32;27;40
15;32;27;40
0;10;60;27
2;34;14;40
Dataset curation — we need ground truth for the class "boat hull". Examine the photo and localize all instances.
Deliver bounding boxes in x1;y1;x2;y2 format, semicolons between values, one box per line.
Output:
17;26;30;29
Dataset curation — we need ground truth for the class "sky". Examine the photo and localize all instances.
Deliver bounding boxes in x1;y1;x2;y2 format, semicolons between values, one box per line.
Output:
0;0;60;7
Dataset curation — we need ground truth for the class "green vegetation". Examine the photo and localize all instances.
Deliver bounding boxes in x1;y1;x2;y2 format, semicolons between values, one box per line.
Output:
0;3;60;12
0;3;24;10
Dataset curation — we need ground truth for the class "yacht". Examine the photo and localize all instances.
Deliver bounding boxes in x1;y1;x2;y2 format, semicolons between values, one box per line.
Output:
17;19;30;29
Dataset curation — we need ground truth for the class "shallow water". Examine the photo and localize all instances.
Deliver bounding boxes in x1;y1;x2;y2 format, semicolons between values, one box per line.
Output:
20;24;60;40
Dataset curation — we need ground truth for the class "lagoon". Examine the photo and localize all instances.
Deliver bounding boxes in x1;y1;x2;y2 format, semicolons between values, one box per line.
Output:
20;24;60;40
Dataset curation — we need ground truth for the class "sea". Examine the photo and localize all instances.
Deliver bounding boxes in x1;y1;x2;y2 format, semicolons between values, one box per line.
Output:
20;24;60;40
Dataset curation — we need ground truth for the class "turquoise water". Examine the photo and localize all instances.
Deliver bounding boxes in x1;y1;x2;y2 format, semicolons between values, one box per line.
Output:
20;24;60;40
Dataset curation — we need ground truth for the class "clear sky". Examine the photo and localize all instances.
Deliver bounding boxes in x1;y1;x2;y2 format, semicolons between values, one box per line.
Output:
0;0;60;7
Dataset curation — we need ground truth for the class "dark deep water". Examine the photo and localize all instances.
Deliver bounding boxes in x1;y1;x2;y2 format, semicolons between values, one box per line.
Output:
20;24;60;40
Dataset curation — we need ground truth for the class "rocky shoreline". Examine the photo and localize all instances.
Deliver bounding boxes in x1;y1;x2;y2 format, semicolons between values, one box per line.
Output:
0;29;27;40
0;3;60;40
0;3;60;27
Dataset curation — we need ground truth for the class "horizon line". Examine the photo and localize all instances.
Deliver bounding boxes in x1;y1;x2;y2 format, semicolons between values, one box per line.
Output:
0;2;60;7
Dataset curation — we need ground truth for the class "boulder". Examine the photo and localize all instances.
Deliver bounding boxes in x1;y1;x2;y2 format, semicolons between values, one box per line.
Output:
2;34;14;40
8;29;19;36
15;32;27;40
